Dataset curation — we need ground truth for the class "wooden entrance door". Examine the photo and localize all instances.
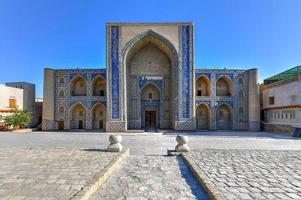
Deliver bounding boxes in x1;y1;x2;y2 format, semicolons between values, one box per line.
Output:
58;120;64;130
99;120;104;129
78;120;83;129
145;111;156;129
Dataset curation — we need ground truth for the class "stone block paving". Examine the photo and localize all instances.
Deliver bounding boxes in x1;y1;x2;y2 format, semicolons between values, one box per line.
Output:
189;149;301;200
91;155;209;200
0;148;117;200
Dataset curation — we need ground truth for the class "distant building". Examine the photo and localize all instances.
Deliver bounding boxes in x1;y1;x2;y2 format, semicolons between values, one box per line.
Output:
1;82;42;127
261;66;301;135
0;84;24;118
42;22;261;132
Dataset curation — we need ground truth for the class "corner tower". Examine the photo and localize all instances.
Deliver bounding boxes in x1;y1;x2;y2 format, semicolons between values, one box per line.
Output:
106;23;195;132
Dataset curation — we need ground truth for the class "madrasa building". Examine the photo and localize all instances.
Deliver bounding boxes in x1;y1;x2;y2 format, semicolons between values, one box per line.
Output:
42;22;260;132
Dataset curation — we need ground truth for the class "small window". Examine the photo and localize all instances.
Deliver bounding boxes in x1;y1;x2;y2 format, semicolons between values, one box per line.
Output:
100;90;105;96
9;99;16;108
292;110;296;118
238;78;243;84
80;81;84;87
219;111;224;117
79;111;83;116
60;78;64;84
59;91;64;97
148;92;152;100
239;107;243;113
59;107;64;113
269;96;275;105
197;90;202;96
100;111;103;117
239;90;243;97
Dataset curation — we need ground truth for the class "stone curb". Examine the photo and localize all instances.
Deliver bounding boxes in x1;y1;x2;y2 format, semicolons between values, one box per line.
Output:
181;153;226;200
70;148;130;200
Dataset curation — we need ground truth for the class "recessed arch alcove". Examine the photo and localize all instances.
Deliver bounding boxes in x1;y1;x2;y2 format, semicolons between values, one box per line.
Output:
70;76;87;96
122;30;178;130
216;103;233;130
196;75;211;96
196;103;210;129
92;102;106;130
216;76;233;97
69;103;87;129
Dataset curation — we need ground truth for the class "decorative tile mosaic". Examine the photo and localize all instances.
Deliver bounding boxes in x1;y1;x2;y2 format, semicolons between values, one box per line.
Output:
181;25;190;119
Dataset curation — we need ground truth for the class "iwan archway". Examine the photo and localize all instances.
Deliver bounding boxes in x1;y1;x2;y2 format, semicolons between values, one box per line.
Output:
123;31;179;130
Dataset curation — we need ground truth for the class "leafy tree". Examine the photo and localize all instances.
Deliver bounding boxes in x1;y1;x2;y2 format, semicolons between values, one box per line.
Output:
3;110;31;129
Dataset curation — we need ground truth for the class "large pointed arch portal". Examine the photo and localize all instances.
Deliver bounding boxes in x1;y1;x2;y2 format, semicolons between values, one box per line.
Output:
106;23;195;132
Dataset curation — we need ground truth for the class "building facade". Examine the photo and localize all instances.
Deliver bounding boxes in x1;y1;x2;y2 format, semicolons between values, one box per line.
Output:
0;84;24;119
261;66;301;135
42;22;260;132
0;82;41;127
5;82;39;127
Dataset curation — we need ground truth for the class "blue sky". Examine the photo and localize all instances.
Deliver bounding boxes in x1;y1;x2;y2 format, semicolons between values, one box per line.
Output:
0;0;301;98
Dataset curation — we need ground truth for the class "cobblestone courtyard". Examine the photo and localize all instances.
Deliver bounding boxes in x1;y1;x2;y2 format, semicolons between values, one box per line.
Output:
0;148;120;199
0;131;301;199
188;150;301;199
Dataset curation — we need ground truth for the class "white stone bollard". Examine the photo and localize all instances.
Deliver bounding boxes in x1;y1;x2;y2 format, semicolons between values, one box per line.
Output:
107;135;123;152
175;135;190;152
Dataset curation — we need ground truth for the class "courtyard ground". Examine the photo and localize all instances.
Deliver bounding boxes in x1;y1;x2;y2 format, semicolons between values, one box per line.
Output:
0;131;301;199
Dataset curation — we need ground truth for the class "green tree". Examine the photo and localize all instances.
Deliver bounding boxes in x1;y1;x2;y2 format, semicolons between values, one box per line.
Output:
3;110;31;129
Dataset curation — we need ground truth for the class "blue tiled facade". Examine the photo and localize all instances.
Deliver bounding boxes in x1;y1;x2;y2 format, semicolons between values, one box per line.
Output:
42;23;260;132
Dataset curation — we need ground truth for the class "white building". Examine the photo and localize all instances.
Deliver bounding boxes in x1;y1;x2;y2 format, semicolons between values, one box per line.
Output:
0;84;24;118
261;66;301;135
0;82;42;128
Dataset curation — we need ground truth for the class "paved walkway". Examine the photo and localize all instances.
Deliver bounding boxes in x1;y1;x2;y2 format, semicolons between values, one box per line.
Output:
1;131;301;153
189;149;301;199
0;131;301;199
91;155;209;200
0;148;118;200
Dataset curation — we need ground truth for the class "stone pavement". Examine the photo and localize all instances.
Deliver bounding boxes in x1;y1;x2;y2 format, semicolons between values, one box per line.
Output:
1;131;301;153
0;148;118;200
1;131;301;199
189;149;301;199
91;155;209;200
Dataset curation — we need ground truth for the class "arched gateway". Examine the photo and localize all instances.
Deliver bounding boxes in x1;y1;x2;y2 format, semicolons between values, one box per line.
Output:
123;31;179;130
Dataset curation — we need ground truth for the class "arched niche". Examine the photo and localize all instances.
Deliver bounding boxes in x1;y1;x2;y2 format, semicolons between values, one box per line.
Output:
196;75;210;96
196;104;210;129
216;76;233;97
92;103;106;129
92;76;106;96
141;83;160;101
69;103;86;129
70;76;87;96
216;103;232;130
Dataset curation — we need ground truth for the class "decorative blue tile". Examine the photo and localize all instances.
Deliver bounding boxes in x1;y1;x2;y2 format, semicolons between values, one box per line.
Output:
111;26;119;119
195;73;211;80
216;101;234;108
138;76;163;90
181;25;190;118
91;101;107;107
215;73;234;80
69;73;87;81
91;72;106;80
196;100;211;107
